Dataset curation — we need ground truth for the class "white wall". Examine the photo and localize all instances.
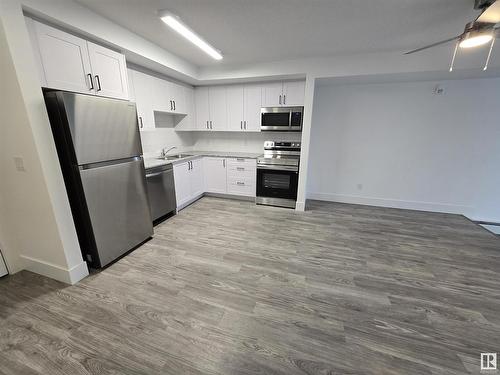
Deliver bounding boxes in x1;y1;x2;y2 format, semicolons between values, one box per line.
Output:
191;132;301;153
308;77;500;222
0;0;88;283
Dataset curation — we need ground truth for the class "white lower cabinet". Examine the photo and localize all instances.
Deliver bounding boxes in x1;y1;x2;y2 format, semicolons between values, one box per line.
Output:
175;157;256;210
203;157;256;197
173;159;204;209
204;157;227;193
190;159;205;197
226;158;256;197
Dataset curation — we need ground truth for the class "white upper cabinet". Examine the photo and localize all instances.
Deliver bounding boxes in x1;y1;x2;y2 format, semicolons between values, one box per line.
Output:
282;81;306;106
262;80;305;107
153;79;187;114
31;20;129;100
243;84;262;131
226;84;261;132
208;86;227;130
171;84;186;114
87;41;128;100
153;79;172;112
34;21;93;94
131;70;155;131
195;87;210;130
226;85;245;131
262;82;284;107
127;69;136;102
194;86;228;130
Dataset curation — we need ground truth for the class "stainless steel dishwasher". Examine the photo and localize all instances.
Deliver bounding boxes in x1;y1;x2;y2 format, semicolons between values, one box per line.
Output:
145;164;176;223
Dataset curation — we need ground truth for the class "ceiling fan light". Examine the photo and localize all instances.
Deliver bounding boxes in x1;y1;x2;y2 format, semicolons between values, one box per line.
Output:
459;33;493;48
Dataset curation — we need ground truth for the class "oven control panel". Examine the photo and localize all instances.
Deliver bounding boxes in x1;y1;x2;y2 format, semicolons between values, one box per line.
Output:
264;141;301;150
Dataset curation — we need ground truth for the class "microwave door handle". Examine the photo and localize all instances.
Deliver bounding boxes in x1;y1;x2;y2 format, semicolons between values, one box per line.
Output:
289;111;293;130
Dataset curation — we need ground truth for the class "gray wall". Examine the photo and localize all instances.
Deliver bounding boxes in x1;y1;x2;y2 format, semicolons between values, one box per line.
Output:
308;77;500;222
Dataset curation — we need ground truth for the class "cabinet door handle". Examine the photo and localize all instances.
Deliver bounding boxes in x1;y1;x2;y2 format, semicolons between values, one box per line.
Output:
283;95;286;105
139;117;143;129
87;73;94;90
170;100;173;110
206;121;209;129
240;121;243;130
210;121;213;129
173;101;176;110
279;95;282;105
244;121;247;130
95;75;101;92
223;159;225;168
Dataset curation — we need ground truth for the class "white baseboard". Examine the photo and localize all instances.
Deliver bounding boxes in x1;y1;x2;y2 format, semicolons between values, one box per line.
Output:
307;192;472;215
20;255;88;285
295;201;306;211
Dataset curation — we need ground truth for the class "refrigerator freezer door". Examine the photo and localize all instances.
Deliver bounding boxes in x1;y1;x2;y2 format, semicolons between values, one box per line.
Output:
79;158;153;267
60;92;142;165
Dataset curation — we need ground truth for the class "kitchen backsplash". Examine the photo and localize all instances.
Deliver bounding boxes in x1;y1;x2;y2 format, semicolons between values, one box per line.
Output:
190;131;302;153
140;117;302;158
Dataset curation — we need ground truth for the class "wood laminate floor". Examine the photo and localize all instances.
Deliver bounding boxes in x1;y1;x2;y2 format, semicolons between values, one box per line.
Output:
1;197;500;375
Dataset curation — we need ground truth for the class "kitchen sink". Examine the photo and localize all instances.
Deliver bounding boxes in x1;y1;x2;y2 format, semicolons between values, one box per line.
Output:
158;154;193;160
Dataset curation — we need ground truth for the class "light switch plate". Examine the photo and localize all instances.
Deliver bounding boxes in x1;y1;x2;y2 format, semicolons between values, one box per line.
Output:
13;157;25;172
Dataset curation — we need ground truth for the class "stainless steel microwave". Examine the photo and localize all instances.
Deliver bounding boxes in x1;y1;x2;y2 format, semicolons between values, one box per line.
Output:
261;106;303;132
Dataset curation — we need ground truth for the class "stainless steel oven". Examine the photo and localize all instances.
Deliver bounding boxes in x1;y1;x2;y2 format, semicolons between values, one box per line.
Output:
261;106;303;132
256;141;301;209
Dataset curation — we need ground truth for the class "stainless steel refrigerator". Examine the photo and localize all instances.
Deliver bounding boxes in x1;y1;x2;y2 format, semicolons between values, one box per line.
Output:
44;91;153;268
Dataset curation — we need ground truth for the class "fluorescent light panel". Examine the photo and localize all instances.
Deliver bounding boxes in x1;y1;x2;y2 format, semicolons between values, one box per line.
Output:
160;14;222;60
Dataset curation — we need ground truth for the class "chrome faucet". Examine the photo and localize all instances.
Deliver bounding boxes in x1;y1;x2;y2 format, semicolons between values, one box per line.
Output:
160;146;177;159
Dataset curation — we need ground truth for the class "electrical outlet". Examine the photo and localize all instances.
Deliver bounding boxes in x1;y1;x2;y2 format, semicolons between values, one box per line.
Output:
433;85;445;95
13;157;25;172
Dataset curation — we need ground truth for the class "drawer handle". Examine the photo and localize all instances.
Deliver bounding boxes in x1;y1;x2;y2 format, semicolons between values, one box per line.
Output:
236;158;245;162
237;182;245;186
237;167;245;171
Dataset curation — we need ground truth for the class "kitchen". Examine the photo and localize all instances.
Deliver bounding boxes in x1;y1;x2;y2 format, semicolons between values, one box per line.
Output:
1;1;500;374
30;14;307;267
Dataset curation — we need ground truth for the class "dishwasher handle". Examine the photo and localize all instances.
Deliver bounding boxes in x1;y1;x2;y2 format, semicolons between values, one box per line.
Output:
146;171;165;178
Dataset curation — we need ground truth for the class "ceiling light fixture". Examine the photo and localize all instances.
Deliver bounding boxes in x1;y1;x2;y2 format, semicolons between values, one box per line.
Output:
459;32;493;48
159;12;223;60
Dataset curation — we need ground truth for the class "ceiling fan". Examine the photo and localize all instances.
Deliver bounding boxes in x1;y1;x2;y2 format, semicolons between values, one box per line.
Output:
405;0;500;71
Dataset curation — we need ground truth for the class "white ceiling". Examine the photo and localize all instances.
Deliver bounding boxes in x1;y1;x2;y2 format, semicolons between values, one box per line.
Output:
75;0;478;68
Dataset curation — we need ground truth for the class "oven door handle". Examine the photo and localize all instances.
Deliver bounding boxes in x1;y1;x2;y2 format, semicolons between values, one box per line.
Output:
257;164;298;172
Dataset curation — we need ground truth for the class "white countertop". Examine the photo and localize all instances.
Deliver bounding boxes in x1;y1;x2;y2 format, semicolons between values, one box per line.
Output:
144;151;261;170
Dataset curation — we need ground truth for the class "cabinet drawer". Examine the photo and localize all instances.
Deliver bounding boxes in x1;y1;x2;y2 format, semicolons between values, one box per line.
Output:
226;158;256;168
227;166;256;179
227;177;255;197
